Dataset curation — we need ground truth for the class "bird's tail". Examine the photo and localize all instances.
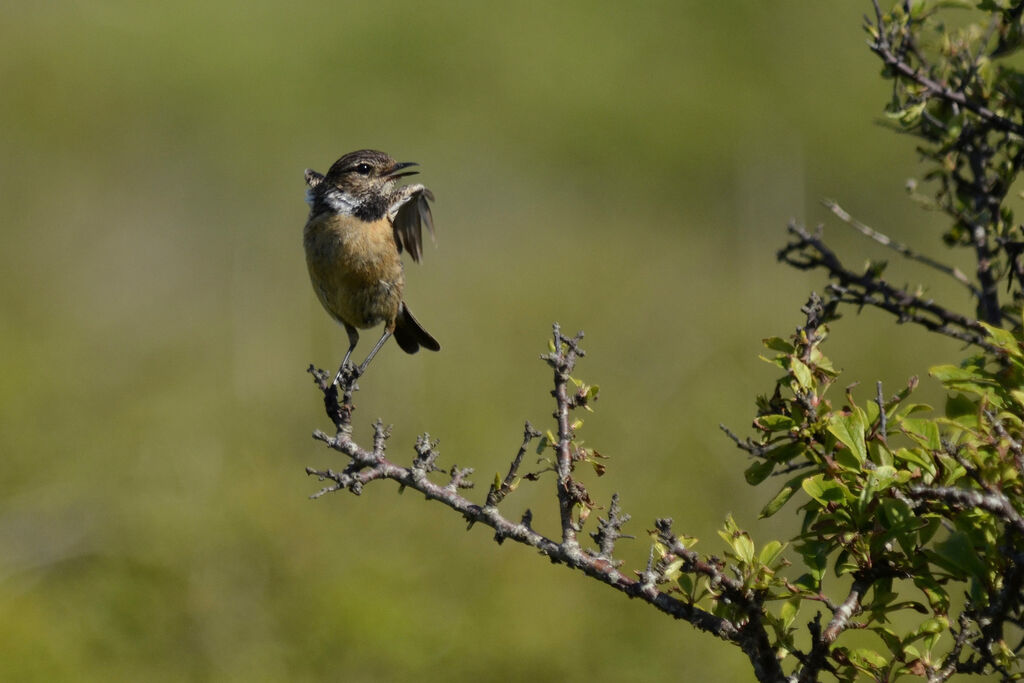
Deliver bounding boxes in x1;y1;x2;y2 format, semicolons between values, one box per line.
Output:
393;304;441;354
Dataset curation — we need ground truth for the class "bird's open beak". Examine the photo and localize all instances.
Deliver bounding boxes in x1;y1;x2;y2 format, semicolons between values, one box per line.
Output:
386;161;419;180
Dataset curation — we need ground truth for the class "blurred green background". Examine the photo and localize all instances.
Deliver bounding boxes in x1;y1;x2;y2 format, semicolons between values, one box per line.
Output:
0;2;985;680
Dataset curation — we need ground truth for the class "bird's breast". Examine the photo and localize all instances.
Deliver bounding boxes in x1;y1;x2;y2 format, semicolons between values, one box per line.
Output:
304;213;404;328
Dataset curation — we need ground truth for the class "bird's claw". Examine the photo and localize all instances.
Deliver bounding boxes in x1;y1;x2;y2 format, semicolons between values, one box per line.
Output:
333;361;363;388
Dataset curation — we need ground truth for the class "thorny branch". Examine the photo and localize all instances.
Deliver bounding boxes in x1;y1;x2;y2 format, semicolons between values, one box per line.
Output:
304;325;790;683
906;485;1024;537
485;421;540;507
589;493;632;565
822;199;979;298
544;324;586;549
778;222;999;353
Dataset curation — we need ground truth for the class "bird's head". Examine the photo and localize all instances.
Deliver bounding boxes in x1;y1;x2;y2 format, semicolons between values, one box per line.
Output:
324;149;417;197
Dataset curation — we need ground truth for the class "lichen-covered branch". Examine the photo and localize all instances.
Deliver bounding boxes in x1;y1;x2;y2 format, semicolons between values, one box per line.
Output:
304;327;790;682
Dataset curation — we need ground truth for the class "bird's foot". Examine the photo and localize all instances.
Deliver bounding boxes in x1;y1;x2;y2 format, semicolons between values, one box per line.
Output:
334;361;363;388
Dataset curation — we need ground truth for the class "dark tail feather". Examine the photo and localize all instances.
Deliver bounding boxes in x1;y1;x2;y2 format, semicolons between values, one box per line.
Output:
393;304;441;354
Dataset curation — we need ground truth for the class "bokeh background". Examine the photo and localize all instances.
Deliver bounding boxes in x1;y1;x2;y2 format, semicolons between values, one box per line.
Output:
1;2;986;680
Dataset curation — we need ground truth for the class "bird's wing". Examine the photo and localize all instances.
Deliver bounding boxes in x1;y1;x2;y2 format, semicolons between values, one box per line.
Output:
304;168;325;188
304;168;325;207
389;184;435;262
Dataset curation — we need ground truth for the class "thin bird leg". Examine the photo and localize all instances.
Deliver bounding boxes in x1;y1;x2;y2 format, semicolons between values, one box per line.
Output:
356;328;393;376
333;325;360;386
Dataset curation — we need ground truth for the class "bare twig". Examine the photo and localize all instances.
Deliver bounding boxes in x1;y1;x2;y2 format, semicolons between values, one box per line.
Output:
966;146;1003;325
304;333;793;683
797;614;833;683
543;323;586;549
778;223;999;353
823;199;979;297
486;421;541;507
907;485;1024;536
928;613;974;683
306;425;733;634
589;493;632;565
874;381;887;444
986;409;1024;475
822;571;876;643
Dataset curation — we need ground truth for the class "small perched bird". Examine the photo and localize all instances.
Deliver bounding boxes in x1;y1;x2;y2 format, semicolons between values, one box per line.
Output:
303;149;440;384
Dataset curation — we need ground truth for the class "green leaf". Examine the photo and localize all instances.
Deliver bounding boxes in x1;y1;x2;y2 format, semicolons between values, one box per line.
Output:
732;534;755;564
918;517;941;546
930;364;998;402
876;497;909;528
763;336;795;353
661;557;684;582
848;647;887;670
897;402;932;418
828;413;867;464
790;357;813;389
878;498;915;551
779;597;800;629
745;459;775;485
835;552;859;577
808;344;836;374
799;540;828;584
791;573;818;592
802;474;851;504
930;364;985;383
758;540;786;567
867;465;897;491
913;574;950;612
887;100;927;125
1010;389;1024;409
766;441;806;464
760;474;803;518
760;485;794;517
892;447;934;473
865;398;879;430
755;414;795;432
906;617;948;643
900;418;941;451
888;600;929;615
934;531;989;580
871;440;893;467
980;321;1019;353
759;354;787;369
944;392;977;420
871;626;903;657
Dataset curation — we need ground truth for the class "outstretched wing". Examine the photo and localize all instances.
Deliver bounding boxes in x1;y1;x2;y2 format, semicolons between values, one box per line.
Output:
389;184;435;263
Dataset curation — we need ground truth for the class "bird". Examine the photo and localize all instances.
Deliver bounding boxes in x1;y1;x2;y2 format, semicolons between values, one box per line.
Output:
303;149;440;385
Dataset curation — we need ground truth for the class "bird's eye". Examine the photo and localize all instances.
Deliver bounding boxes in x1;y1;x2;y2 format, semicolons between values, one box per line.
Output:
354;163;372;175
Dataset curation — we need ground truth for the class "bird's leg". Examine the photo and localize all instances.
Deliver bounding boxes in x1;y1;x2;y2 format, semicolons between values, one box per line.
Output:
333;325;360;386
356;328;393;376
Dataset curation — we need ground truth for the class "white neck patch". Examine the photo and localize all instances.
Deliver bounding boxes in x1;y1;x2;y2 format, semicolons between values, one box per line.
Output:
315;187;358;215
